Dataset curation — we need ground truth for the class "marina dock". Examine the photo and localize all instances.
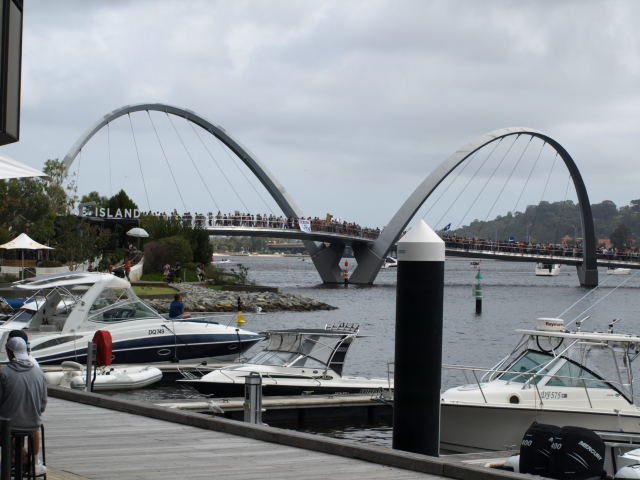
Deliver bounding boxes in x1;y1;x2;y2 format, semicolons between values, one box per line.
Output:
44;386;528;480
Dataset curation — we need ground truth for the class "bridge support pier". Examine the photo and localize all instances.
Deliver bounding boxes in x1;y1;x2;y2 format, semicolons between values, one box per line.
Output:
348;244;385;284
306;241;346;284
576;265;598;287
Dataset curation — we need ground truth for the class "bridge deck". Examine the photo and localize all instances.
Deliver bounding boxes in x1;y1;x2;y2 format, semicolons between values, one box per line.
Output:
445;247;640;269
205;226;376;245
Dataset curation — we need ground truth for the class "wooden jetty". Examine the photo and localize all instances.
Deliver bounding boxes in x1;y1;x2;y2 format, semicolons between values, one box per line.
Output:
156;393;392;424
44;386;529;480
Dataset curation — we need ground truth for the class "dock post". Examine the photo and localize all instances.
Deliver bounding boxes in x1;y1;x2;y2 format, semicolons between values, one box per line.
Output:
392;220;444;457
85;342;95;392
1;418;10;480
244;372;266;425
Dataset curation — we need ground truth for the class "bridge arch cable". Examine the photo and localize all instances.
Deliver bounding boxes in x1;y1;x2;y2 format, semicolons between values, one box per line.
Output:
528;151;559;241
453;135;522;232
187;120;251;213
145;111;186;212
492;136;535;240
552;174;573;244
76;148;82;195
434;137;505;231
475;137;544;239
127;112;152;211
421;150;479;225
211;134;279;215
164;112;220;212
107;122;112;197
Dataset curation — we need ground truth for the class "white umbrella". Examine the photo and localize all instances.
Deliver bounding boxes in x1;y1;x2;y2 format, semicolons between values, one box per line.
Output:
126;228;149;238
0;233;54;280
126;227;149;250
0;154;50;180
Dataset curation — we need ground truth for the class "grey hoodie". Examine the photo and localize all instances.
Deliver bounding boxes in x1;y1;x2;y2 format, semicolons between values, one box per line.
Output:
0;359;47;433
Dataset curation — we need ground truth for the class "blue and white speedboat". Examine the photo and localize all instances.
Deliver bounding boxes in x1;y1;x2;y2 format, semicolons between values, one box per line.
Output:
0;272;262;365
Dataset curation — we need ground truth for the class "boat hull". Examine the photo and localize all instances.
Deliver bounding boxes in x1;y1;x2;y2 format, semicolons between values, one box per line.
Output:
35;336;261;365
440;402;640;453
181;377;389;397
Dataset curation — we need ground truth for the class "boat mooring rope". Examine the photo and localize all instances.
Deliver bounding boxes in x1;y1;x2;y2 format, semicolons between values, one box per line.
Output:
562;269;640;327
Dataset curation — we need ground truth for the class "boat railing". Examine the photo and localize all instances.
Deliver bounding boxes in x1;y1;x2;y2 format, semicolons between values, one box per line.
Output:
443;363;637;407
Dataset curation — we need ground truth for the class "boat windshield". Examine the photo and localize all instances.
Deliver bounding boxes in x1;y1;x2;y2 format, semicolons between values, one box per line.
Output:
249;351;300;366
500;350;609;389
89;301;159;323
500;351;550;384
248;350;328;369
7;309;35;325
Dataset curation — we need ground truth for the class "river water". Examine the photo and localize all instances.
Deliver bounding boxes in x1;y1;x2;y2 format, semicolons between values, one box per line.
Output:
118;255;640;446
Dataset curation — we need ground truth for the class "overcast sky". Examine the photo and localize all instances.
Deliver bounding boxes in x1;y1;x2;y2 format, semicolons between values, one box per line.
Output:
2;1;640;231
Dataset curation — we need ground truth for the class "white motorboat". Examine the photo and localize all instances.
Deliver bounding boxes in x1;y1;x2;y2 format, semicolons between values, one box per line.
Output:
381;257;398;269
535;263;561;276
608;268;632;275
440;317;640;453
44;361;163;391
178;323;393;397
0;272;262;365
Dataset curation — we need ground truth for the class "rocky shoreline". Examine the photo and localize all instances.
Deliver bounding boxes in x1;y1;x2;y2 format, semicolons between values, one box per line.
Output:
144;283;337;313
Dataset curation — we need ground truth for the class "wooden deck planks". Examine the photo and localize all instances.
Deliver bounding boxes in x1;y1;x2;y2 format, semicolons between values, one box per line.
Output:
43;398;442;480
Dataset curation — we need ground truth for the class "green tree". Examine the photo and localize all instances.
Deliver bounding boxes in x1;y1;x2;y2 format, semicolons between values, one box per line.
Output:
159;236;193;265
610;224;632;249
0;177;55;242
80;191;109;214
52;215;111;268
106;189;139;214
191;227;214;264
42;159;77;215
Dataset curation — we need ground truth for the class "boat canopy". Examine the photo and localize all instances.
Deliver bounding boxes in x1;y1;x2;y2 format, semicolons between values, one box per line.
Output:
259;326;359;375
498;329;640;403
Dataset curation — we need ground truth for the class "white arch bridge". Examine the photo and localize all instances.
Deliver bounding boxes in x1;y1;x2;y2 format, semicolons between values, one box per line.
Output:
63;104;601;286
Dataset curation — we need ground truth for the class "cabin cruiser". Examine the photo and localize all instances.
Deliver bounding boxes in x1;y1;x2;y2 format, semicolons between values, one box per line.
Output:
608;268;632;275
440;317;640;453
535;263;561;276
381;257;398;269
0;272;262;365
179;323;393;397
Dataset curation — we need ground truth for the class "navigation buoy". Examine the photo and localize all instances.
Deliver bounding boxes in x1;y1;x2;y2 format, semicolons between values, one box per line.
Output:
345;260;349;267
343;268;349;286
237;297;245;324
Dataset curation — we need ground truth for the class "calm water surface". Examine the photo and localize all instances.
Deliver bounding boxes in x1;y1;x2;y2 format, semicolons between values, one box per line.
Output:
117;256;640;446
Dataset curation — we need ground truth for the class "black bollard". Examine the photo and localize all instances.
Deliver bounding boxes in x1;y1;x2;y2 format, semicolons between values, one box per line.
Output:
392;220;444;457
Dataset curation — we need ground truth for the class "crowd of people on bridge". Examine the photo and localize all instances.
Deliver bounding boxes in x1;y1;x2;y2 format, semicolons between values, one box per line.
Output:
142;211;381;239
441;234;640;262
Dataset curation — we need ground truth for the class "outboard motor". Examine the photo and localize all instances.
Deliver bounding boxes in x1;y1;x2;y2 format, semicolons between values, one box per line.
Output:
520;422;562;476
549;426;606;480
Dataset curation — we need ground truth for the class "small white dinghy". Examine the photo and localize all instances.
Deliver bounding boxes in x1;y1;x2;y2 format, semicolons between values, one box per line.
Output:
45;361;163;391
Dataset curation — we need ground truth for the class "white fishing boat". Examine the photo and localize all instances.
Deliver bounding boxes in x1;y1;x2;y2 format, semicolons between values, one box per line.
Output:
535;263;561;276
178;323;393;397
607;268;632;275
0;272;262;365
381;257;398;269
440;317;640;454
44;361;163;391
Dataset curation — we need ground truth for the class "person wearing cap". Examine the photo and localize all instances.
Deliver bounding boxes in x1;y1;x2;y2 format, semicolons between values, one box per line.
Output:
1;337;47;435
7;330;39;368
1;337;47;474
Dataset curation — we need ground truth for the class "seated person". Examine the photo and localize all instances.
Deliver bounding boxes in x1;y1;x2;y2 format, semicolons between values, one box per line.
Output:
168;294;191;319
